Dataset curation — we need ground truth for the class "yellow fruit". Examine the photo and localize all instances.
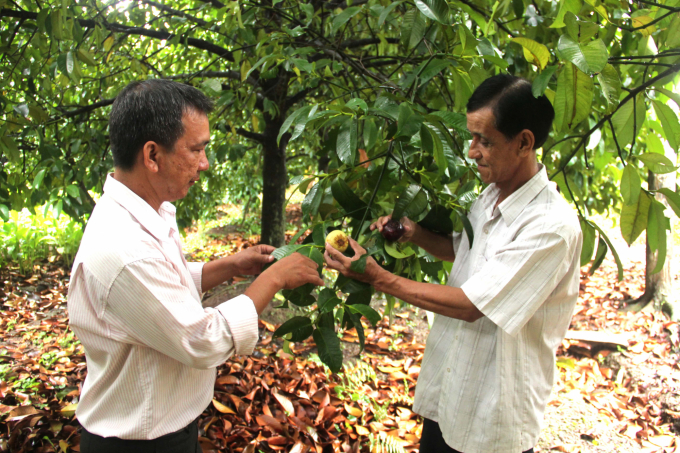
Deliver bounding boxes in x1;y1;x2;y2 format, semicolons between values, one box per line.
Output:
326;230;349;252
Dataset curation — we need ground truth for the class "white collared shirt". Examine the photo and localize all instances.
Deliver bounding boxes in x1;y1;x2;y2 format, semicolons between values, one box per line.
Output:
413;166;582;453
68;175;258;440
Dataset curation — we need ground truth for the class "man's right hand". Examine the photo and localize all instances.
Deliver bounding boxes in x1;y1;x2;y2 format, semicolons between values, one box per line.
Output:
245;253;324;314
370;216;418;243
262;253;325;290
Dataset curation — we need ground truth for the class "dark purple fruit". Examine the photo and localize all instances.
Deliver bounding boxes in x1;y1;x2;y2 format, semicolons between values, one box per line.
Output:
382;218;405;242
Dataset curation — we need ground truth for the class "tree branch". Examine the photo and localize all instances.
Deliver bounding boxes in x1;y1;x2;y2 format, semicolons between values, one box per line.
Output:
454;0;518;37
236;128;266;143
140;1;208;26
0;8;234;61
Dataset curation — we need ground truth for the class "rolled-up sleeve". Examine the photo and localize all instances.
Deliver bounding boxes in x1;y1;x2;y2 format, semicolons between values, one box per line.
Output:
187;261;204;294
105;258;258;369
460;231;571;336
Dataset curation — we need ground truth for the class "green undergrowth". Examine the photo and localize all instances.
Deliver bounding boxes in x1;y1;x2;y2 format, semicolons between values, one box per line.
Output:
0;207;84;273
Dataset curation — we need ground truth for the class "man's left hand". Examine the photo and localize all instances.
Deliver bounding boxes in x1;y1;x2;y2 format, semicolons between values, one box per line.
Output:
324;238;382;284
232;245;276;276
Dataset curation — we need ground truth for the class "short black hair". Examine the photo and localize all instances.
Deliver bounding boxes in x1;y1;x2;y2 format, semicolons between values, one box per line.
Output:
109;79;214;170
466;74;554;149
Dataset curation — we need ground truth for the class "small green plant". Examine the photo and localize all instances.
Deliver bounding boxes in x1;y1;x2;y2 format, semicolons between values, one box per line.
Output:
5;320;16;331
57;330;79;349
13;376;40;393
0;364;11;381
368;431;406;453
40;351;59;369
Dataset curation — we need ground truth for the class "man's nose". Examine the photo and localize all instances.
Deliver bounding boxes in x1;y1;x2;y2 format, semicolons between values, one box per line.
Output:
468;139;480;159
199;151;209;171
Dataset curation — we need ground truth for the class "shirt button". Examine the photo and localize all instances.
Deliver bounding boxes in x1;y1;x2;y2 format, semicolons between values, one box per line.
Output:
483;228;489;234
447;368;451;373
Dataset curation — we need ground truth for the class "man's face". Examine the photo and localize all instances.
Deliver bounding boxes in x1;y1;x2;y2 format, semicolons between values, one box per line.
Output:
466;107;524;187
157;109;210;202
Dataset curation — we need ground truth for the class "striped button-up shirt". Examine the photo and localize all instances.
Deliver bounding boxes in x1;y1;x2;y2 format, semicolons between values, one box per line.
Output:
413;166;582;453
68;175;258;439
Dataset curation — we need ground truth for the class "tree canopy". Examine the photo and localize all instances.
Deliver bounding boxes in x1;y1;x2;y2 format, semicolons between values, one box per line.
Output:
2;0;680;369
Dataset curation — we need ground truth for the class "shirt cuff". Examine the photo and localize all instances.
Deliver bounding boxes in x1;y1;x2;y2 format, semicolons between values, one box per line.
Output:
187;262;205;294
216;294;259;356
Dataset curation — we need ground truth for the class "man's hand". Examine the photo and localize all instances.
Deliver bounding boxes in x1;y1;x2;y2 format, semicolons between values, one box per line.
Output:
261;253;325;290
232;245;276;276
324;238;383;284
370;216;418;243
245;253;325;314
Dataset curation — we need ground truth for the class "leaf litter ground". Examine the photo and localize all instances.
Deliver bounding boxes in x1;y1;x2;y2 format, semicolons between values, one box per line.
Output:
0;220;678;452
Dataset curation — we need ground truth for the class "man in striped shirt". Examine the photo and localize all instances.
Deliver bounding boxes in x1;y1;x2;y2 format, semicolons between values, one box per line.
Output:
68;80;324;453
325;74;583;453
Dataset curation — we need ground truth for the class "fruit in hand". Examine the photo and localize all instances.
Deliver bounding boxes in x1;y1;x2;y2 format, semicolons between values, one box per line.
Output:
381;219;405;242
326;230;349;252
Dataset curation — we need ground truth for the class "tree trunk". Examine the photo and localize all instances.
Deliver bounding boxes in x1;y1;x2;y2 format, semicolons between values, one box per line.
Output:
260;121;289;247
630;168;677;318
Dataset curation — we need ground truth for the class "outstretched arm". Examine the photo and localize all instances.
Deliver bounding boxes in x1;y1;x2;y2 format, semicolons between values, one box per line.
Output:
325;239;481;322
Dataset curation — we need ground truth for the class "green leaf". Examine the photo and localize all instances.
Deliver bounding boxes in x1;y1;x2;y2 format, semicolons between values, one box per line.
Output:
652;100;680;152
302;180;325;219
550;0;582;28
401;9;426;50
589;237;607;274
392;184;428;220
457;210;474;248
415;0;449;24
420;124;445;176
637;153;678;174
201;79;222;93
620;164;641;206
647;133;665;155
77;48;97;66
363;118;378;152
347;304;382;327
65;185;79;198
57;52;75;76
597;64;621;108
346;310;366;350
283;285;317;306
379;1;403;27
620;190;652;246
564;12;600;41
579;218;595;266
317;288;342;313
557;35;608;75
313;326;343;373
611;94;646;148
647;199;668;274
331;178;369;220
512;37;550;70
532;65;557;98
336;117;357;165
345;288;372;305
657;188;680;218
654;88;680;110
349;254;367;274
331;6;362;34
278;105;311;145
33;168;47;189
297;245;324;270
553;63;593;132
272;244;303;260
0;204;9;221
384;241;415;258
589;222;623;281
273;316;312;338
337;274;372;294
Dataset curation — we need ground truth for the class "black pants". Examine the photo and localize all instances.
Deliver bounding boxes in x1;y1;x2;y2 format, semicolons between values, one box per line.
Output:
80;419;201;453
420;418;534;453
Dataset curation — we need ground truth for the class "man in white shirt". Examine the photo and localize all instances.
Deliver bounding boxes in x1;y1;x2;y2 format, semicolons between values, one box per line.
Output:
68;79;324;453
325;74;582;453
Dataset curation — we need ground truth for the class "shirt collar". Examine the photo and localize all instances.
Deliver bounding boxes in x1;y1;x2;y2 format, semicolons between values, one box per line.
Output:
103;174;177;241
496;164;549;226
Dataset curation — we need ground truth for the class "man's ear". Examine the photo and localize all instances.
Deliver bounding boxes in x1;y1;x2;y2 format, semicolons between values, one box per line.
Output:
141;141;160;173
517;129;535;156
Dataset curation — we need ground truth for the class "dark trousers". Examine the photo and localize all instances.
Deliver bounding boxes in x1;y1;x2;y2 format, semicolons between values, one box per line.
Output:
80;419;201;453
420;418;534;453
